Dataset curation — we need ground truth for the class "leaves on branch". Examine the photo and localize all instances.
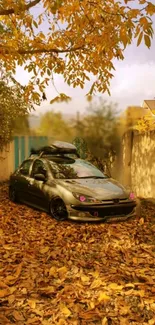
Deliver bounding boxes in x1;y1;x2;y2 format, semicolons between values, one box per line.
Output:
144;34;151;48
42;92;47;101
0;77;31;149
50;93;71;104
0;0;155;103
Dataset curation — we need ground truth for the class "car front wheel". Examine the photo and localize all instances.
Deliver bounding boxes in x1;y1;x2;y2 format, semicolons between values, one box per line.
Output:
49;197;68;221
9;186;18;203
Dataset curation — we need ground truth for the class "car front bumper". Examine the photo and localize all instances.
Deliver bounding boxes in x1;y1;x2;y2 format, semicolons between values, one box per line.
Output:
67;201;137;222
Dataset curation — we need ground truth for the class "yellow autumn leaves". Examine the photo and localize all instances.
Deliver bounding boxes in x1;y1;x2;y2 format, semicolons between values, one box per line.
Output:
0;0;155;103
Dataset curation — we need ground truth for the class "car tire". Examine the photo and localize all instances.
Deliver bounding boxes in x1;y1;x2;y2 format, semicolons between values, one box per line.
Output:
9;186;18;203
49;197;68;221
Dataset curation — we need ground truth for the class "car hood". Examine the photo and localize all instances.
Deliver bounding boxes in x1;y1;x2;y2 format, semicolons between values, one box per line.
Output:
56;178;128;200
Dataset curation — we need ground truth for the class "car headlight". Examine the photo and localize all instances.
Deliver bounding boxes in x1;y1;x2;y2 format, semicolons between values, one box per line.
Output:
72;192;101;203
129;192;136;201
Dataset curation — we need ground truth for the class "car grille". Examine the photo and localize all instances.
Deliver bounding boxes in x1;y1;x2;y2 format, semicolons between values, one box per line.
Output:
101;198;128;205
90;205;134;217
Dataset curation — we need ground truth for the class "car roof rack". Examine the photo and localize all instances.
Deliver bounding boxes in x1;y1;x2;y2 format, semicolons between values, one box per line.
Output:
30;141;80;158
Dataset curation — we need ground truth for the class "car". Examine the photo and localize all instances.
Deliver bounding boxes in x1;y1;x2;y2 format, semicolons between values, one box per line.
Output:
9;141;137;222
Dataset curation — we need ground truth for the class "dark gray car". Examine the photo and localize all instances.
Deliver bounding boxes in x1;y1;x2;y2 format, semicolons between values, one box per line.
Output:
9;141;136;222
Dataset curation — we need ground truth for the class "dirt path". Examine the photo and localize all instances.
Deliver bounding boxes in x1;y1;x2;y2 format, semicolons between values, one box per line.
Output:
0;184;155;325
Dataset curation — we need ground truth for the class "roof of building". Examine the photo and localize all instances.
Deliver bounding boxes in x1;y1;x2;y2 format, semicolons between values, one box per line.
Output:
143;100;155;111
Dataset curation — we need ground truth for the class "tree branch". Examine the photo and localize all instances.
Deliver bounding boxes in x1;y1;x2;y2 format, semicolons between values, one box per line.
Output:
1;45;84;55
0;0;41;16
19;46;84;54
88;1;128;20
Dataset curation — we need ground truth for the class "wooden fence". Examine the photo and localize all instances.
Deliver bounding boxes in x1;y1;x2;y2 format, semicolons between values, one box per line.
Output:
0;136;48;181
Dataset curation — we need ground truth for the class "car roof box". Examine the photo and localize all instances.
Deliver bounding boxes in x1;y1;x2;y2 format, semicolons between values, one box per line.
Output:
30;141;79;157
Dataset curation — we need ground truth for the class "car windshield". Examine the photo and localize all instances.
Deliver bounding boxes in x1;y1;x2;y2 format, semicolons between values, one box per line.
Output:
49;158;108;179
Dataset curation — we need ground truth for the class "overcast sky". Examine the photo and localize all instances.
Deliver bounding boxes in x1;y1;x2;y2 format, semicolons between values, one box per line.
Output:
15;9;155;116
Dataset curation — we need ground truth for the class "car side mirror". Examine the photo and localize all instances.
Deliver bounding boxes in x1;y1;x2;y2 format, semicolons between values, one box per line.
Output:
20;167;28;175
34;173;46;182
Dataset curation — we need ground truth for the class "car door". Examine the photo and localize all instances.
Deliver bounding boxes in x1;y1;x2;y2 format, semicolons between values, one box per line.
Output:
13;159;33;203
27;159;49;210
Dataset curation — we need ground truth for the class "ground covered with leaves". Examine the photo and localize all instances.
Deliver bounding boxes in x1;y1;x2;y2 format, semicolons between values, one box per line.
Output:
0;184;155;325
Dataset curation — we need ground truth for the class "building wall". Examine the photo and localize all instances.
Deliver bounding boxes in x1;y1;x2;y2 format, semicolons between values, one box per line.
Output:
131;131;155;197
0;142;14;182
115;130;155;198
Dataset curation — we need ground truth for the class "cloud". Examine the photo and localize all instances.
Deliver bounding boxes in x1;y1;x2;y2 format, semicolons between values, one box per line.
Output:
109;61;155;108
123;37;155;64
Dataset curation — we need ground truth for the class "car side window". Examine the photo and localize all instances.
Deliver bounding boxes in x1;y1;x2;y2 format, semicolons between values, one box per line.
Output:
50;161;73;179
31;160;47;178
19;160;32;176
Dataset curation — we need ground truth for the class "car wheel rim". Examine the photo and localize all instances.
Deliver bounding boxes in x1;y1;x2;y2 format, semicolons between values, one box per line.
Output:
10;188;16;201
50;199;68;221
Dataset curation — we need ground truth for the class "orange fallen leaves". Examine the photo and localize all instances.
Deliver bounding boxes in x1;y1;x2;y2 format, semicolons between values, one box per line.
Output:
108;283;124;291
4;263;23;286
81;274;90;283
38;286;55;296
0;184;155;324
0;288;11;298
26;316;41;324
98;292;110;303
0;314;12;324
12;310;24;321
79;309;101;320
40;246;50;254
49;266;57;277
58;266;68;278
60;304;72;317
90;278;104;289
